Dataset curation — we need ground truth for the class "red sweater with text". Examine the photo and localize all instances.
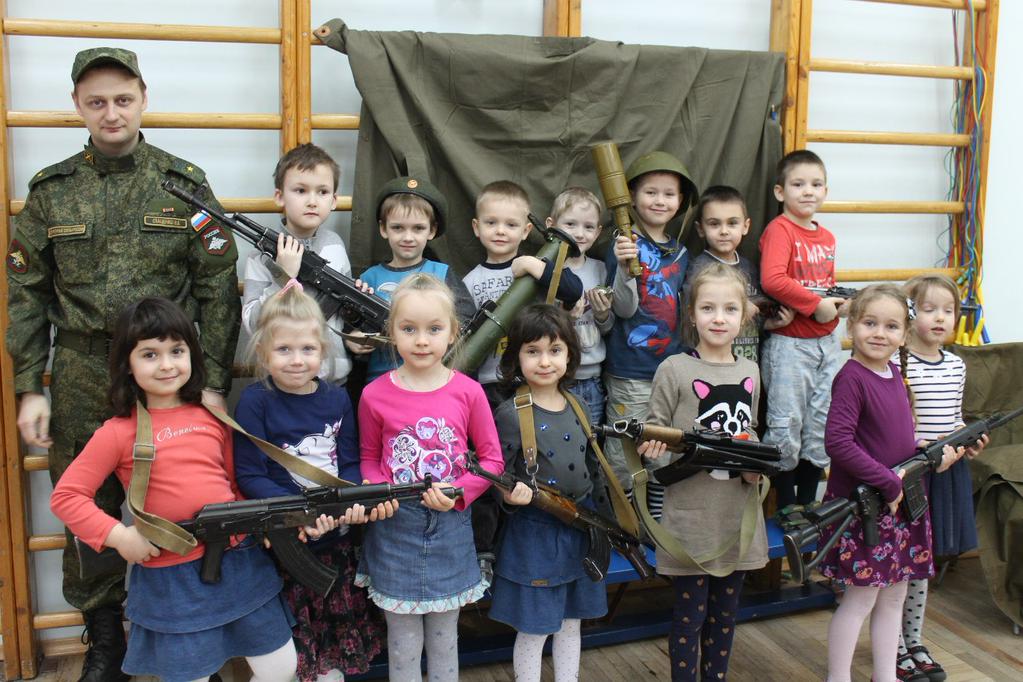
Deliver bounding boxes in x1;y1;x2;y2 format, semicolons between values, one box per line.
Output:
50;404;239;568
759;214;839;339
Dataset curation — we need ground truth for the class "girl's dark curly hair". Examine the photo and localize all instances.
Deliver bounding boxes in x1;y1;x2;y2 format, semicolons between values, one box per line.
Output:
107;297;206;416
497;303;580;392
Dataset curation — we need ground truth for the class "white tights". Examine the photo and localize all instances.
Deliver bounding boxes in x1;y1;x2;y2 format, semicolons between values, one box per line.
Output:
385;609;461;682
512;618;582;682
826;582;908;682
186;638;297;682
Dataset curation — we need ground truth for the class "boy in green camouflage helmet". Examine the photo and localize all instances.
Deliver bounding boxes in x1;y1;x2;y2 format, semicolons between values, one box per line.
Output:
5;46;240;682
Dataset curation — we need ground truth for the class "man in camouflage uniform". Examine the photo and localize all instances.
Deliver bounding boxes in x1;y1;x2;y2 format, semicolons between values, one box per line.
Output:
4;47;239;681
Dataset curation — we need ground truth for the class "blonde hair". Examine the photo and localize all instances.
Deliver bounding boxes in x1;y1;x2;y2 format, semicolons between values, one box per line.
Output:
388;273;460;340
475;180;530;214
846;283;914;407
549;187;603;224
684;263;754;346
904;274;961;324
248;284;328;385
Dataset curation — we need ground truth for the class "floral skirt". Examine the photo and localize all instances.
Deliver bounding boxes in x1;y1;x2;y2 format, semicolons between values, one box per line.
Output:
818;492;935;587
284;537;385;679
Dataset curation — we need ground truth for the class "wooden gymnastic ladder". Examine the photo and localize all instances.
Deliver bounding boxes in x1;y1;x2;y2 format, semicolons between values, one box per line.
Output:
0;2;367;677
770;0;999;289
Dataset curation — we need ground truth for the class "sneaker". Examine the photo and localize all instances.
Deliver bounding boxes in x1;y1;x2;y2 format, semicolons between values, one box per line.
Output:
896;653;929;682
908;645;947;682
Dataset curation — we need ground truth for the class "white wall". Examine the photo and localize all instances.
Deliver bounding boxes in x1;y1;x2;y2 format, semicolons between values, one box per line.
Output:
7;0;1018;640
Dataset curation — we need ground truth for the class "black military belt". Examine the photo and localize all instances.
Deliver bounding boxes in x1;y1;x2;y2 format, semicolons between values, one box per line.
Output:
55;330;112;357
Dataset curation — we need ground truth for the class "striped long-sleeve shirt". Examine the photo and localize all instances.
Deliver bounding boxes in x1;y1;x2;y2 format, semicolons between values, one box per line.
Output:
903;350;966;440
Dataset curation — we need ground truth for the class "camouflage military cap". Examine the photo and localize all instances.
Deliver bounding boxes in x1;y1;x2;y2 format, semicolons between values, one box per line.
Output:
72;47;142;83
375;176;448;236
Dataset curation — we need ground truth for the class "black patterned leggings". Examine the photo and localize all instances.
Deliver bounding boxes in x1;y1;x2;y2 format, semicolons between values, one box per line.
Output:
669;571;745;681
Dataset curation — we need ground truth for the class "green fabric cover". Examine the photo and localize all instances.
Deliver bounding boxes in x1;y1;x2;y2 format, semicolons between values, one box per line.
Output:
318;19;784;275
955;343;1023;628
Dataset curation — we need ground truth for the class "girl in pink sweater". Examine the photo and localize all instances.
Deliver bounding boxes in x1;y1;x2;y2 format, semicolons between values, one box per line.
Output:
50;297;296;682
357;273;504;682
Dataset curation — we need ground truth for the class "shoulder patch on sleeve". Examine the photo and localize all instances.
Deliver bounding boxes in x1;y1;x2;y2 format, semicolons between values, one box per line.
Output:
28;158;76;189
6;239;29;273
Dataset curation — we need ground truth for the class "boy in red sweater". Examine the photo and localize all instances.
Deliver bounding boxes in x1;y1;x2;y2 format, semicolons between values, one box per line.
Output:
759;150;846;509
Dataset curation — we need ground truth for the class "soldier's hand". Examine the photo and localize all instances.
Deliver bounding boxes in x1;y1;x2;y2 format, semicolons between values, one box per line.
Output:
276;233;304;278
17;392;52;448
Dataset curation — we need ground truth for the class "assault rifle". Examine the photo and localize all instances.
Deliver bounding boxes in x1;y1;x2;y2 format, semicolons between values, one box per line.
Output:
465;457;654;582
77;476;461;595
598;419;783;485
783;405;1023;582
162;180;390;338
753;285;858;320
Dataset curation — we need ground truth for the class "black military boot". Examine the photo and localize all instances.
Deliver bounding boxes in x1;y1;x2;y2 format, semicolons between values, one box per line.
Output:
78;605;129;682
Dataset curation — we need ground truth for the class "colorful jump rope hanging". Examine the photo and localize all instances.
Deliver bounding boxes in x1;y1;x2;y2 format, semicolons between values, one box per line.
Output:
947;1;989;346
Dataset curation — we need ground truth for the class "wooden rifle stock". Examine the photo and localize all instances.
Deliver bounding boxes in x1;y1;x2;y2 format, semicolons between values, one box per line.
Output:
466;458;654;581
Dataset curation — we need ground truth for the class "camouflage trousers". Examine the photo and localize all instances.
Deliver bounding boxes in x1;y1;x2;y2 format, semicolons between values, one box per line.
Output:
48;346;126;612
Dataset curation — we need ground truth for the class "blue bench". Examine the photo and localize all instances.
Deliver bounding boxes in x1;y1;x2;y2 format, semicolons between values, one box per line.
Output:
350;519;835;679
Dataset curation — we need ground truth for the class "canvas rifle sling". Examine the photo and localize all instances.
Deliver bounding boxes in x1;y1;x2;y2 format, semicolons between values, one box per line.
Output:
621;433;767;577
544;240;571;305
127;400;355;554
203;401;354;488
513;385;639;537
128;402;199;555
562;389;639;536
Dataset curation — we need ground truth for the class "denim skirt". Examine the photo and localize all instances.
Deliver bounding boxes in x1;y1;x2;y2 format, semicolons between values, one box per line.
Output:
357;501;485;613
488;505;607;634
122;538;295;681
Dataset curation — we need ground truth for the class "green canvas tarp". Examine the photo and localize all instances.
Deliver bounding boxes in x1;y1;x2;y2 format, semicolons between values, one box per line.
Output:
957;343;1023;629
317;19;785;275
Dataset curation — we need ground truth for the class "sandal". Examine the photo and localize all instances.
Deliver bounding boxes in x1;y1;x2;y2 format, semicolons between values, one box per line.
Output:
907;645;947;682
896;653;930;682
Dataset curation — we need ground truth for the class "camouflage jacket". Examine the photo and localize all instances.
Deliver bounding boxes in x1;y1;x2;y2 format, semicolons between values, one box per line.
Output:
5;135;240;393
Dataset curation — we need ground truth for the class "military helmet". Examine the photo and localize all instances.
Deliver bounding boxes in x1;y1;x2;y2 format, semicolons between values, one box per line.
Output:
375;176;448;236
625;151;699;215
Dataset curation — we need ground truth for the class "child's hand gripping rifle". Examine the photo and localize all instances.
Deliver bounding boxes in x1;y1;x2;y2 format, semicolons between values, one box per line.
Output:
77;476;462;595
782;405;1023;582
598;419;784;486
445;214;578;373
162;180;391;342
752;285;858;320
465;456;654;582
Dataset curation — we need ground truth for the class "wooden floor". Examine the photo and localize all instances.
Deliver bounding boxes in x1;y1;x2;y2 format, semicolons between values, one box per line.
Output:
21;558;1023;681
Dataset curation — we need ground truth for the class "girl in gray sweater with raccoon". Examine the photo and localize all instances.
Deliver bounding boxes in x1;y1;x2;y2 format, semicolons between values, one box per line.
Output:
639;262;769;681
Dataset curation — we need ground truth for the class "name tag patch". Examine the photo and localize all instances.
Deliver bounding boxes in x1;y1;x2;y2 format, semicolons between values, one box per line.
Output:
47;224;86;238
143;215;189;229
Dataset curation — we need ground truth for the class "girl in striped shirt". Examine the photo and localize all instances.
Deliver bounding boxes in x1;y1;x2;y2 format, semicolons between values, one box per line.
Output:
895;274;987;682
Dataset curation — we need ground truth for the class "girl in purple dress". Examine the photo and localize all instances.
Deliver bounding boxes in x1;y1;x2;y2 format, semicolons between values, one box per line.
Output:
820;284;965;682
